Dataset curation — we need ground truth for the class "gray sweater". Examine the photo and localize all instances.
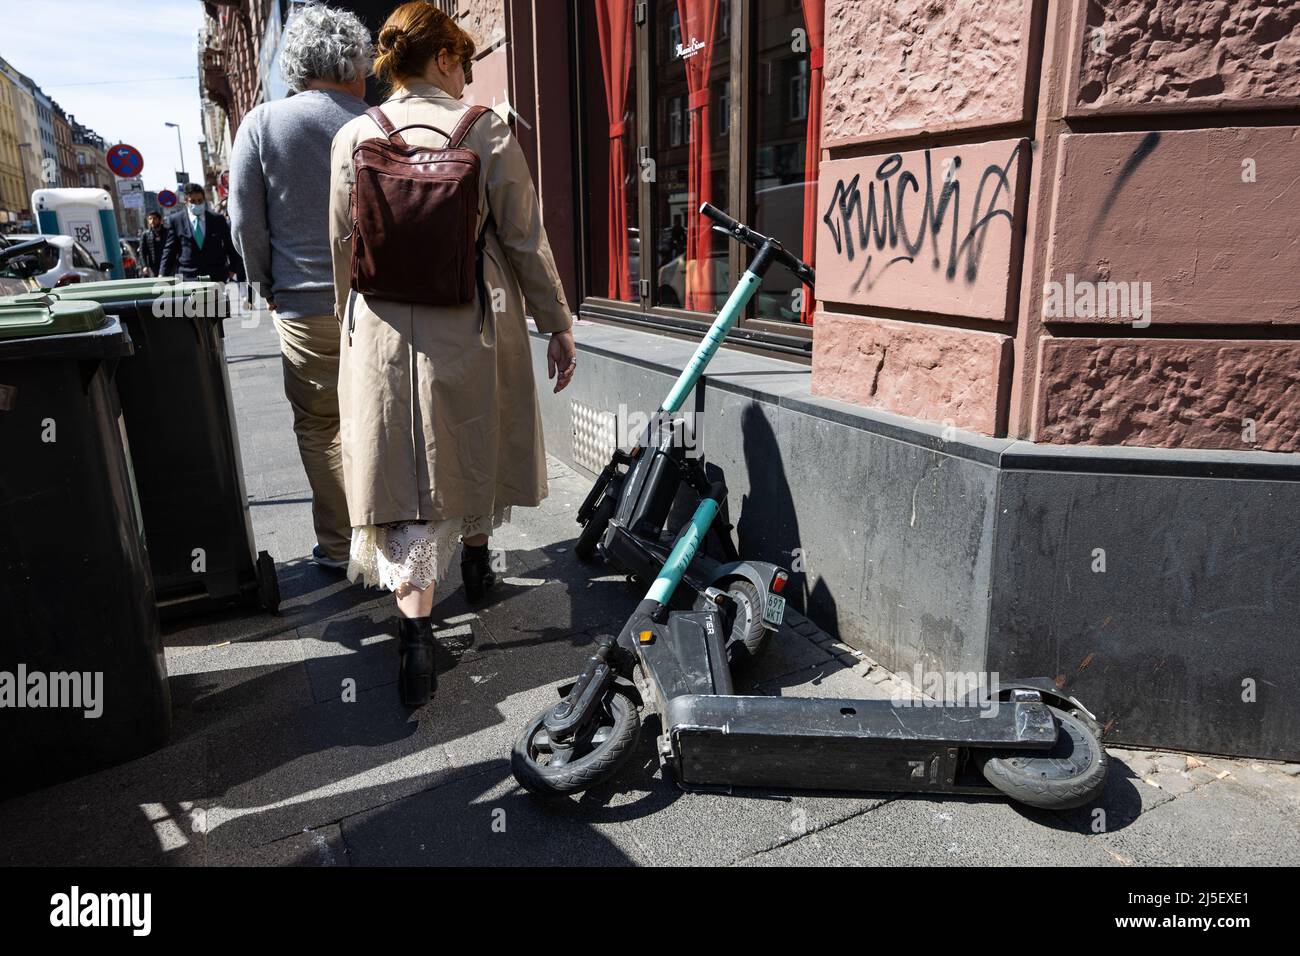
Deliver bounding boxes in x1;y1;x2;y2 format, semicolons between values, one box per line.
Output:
229;88;368;319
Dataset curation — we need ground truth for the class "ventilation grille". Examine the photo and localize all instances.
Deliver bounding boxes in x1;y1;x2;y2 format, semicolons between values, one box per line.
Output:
571;399;618;474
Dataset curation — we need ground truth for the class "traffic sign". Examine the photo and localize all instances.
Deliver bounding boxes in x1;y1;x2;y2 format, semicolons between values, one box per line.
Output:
218;170;229;199
158;189;178;208
107;143;144;178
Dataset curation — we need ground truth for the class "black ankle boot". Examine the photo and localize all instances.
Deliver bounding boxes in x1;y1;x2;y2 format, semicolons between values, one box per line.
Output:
461;542;497;605
397;615;435;707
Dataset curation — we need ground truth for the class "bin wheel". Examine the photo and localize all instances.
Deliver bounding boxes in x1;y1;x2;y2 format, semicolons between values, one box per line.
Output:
977;706;1109;810
512;689;640;798
575;491;617;562
256;551;281;613
723;579;771;664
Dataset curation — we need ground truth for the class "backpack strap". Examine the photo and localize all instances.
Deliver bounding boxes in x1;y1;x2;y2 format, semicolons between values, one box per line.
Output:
446;105;491;148
365;106;454;149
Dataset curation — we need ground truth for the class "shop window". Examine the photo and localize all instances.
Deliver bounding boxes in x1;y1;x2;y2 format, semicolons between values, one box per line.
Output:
578;0;824;336
653;0;731;313
752;0;822;325
582;0;641;303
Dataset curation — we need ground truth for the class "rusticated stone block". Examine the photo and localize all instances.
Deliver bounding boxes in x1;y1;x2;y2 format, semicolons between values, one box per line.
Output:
815;138;1029;320
1044;127;1300;327
1035;338;1300;452
823;0;1036;146
1069;0;1300;115
459;0;505;47
812;311;1012;434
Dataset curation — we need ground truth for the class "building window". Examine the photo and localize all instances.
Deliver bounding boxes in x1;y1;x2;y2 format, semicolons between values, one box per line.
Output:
578;0;823;335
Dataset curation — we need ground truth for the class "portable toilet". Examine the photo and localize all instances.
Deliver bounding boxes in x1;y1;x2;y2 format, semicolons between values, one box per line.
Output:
33;188;124;280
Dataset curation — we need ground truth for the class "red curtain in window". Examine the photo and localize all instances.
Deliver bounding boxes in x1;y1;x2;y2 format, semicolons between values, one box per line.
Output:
595;0;635;300
676;0;721;312
799;0;825;325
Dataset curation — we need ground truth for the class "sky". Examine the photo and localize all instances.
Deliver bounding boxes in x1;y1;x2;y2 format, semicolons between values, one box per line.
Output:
0;0;209;194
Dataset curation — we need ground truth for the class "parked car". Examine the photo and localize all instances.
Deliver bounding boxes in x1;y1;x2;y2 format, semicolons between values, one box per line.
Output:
0;234;48;295
120;238;141;279
4;233;111;288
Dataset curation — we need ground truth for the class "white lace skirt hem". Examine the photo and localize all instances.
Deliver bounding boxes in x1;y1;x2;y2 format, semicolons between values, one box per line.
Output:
347;507;511;593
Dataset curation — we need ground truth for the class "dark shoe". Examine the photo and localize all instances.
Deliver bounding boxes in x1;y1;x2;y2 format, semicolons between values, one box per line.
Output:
397;615;436;707
312;545;348;572
461;542;497;605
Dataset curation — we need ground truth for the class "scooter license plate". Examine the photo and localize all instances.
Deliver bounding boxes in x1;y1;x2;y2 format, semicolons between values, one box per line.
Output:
762;593;786;627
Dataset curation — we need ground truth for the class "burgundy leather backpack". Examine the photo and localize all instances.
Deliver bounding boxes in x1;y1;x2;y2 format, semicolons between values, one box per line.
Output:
349;104;491;307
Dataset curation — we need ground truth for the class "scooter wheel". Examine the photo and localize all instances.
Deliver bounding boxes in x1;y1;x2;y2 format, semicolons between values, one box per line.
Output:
977;706;1109;810
574;492;617;562
724;579;771;664
511;689;641;798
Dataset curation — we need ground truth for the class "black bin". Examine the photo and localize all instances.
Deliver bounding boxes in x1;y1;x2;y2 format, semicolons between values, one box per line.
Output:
0;299;170;796
7;280;280;620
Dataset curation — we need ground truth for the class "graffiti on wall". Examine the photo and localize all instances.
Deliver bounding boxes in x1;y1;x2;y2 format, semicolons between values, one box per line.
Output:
822;143;1021;293
814;139;1027;320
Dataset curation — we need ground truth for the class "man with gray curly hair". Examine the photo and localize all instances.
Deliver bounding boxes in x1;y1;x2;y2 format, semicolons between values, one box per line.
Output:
229;3;373;571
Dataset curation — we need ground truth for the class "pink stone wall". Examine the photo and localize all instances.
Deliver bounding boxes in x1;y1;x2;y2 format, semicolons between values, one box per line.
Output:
1070;0;1300;115
812;312;1013;435
811;0;1300;453
815;138;1029;321
1036;338;1300;451
822;0;1036;146
1043;127;1300;327
461;45;510;111
459;0;506;48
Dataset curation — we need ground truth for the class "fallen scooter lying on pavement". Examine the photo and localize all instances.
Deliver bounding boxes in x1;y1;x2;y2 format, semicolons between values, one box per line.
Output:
510;205;1110;810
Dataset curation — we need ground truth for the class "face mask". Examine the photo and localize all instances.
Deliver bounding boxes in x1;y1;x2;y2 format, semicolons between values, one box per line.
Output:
188;200;205;212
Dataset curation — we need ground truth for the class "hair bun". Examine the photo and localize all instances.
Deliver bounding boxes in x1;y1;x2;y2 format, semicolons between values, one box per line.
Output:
379;24;408;56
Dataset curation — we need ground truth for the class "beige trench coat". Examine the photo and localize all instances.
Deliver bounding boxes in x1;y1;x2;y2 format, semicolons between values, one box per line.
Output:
328;81;572;528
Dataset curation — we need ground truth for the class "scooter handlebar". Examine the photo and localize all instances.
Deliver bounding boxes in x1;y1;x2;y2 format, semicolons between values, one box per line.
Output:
699;202;815;288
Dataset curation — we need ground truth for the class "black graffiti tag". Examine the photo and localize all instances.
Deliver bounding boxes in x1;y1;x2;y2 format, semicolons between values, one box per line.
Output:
821;144;1021;292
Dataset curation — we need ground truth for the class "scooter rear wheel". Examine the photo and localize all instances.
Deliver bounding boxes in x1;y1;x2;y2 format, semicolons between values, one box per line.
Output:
723;579;771;664
977;705;1109;810
512;689;641;797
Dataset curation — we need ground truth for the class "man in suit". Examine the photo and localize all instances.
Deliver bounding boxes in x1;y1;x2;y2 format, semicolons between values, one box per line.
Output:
159;183;241;280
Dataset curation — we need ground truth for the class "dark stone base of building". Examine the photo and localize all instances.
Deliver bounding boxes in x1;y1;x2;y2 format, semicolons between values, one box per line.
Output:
530;322;1300;761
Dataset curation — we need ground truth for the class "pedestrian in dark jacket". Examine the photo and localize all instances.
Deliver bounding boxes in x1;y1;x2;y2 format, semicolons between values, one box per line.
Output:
159;184;241;280
138;212;166;277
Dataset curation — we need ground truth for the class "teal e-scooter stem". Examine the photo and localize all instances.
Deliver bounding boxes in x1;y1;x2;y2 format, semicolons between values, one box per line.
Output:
660;203;816;415
636;203;816;619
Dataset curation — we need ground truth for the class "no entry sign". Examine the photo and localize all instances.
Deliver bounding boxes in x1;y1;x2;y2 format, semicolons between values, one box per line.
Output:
107;143;144;178
158;189;178;208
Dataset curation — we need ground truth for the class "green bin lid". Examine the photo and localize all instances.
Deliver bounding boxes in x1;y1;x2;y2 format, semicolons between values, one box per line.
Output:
0;299;108;340
38;276;180;305
11;277;231;320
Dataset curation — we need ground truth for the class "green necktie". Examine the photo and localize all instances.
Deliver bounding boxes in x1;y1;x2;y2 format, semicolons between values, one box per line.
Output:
192;213;204;248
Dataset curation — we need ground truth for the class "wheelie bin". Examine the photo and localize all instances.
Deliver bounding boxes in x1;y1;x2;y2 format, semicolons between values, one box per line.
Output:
0;299;170;796
2;279;280;620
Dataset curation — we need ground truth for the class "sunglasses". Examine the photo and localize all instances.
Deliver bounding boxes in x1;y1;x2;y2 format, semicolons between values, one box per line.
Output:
462;56;473;85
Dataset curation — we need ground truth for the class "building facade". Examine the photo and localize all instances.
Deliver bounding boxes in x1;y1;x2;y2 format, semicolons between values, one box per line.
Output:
396;0;1298;761
24;79;59;188
52;105;76;190
0;56;32;229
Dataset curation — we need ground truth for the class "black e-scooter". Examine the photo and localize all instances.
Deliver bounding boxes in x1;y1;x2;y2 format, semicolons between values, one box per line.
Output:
511;205;1109;811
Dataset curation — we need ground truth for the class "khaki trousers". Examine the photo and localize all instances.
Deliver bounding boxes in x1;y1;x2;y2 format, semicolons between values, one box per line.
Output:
274;314;350;561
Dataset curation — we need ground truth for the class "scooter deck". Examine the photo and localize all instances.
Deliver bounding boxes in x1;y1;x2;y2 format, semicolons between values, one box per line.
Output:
662;693;1059;795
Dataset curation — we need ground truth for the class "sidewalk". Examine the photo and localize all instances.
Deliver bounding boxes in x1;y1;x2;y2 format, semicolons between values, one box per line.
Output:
1;313;1297;867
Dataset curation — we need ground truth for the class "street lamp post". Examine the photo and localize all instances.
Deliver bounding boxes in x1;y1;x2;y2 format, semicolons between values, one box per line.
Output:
164;121;186;186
